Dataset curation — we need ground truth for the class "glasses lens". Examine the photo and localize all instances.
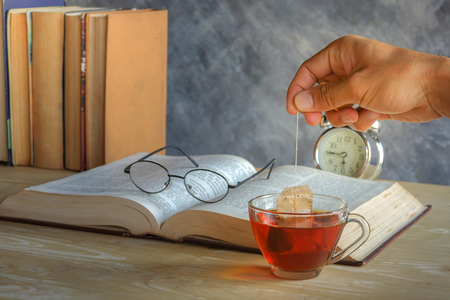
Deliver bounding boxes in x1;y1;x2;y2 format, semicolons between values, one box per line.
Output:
184;170;229;202
129;161;169;193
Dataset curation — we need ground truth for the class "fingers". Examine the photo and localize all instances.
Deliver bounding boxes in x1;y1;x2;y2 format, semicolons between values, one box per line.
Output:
286;74;342;115
324;107;359;127
325;107;380;132
318;73;342;84
378;114;393;121
302;112;324;126
286;41;339;115
350;109;380;131
286;82;304;115
292;78;367;128
287;35;363;115
294;79;363;112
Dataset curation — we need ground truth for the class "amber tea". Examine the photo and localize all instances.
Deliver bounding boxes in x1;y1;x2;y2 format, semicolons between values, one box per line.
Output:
248;193;370;280
251;213;345;271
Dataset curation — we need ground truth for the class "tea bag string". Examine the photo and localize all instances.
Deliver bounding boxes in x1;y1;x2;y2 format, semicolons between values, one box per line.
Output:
295;112;299;187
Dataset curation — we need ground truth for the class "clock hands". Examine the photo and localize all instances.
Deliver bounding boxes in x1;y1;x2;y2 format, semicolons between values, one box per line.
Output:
326;151;347;174
326;151;347;157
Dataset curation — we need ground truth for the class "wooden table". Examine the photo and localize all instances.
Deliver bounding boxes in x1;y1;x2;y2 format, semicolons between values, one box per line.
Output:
0;165;449;299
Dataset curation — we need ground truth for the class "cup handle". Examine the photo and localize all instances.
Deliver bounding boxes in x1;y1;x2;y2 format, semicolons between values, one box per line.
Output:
327;213;370;265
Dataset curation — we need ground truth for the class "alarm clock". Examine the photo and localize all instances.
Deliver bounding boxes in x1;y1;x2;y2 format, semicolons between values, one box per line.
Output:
313;116;384;180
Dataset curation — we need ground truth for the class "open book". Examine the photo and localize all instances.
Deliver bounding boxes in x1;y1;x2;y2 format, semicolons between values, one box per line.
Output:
0;152;430;265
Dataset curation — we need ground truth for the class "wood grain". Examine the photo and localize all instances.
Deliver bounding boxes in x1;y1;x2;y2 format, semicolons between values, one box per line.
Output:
0;166;449;299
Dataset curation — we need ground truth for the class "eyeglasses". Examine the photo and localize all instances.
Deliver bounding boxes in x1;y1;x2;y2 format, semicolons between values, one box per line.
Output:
124;145;275;203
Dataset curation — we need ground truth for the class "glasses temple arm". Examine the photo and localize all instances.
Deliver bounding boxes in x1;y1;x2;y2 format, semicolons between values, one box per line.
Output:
124;145;199;173
168;145;199;167
232;158;275;188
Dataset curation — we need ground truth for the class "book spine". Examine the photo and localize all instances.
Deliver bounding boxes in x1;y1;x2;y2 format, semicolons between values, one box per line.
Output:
2;7;12;165
80;14;86;172
26;11;34;166
2;0;67;166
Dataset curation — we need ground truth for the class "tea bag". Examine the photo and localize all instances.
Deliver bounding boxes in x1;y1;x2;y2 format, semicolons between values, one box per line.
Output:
266;185;314;253
267;116;315;253
276;185;313;213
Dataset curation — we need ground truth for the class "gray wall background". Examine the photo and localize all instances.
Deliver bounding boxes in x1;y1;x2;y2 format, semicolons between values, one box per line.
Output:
70;0;450;185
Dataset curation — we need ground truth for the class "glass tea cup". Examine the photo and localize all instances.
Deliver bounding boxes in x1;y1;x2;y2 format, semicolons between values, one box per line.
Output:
248;193;370;280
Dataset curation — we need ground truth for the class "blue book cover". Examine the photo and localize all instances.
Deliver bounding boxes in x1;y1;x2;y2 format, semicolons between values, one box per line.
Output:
2;0;66;165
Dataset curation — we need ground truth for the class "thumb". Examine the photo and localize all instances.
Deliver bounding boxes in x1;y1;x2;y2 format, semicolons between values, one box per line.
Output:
294;80;358;112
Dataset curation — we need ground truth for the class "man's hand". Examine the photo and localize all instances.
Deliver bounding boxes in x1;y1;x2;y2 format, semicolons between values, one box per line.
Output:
286;35;450;131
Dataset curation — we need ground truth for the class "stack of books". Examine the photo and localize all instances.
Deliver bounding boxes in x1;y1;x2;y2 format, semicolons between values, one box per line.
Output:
0;1;167;171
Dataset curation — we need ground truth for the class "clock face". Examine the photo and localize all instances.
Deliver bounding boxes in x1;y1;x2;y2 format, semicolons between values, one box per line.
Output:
315;128;370;177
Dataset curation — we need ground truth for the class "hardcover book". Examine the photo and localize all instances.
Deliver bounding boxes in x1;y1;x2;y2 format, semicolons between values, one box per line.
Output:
64;9;167;171
0;151;431;266
93;9;167;167
2;0;66;165
64;8;113;171
30;7;99;169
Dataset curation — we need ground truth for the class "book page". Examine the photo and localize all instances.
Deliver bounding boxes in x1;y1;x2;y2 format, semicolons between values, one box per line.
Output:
25;152;256;227
187;165;394;220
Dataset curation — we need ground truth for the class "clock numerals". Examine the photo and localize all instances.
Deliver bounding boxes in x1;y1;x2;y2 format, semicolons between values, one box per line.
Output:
335;135;354;144
317;128;369;178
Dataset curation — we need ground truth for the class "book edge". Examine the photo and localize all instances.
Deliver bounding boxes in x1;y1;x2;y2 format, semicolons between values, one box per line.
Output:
1;205;431;268
0;215;131;236
337;205;432;266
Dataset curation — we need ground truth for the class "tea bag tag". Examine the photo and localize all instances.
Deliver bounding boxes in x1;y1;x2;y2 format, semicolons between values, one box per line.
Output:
277;185;313;213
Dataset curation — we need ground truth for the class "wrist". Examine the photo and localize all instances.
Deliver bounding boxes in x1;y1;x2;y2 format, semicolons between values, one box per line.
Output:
422;53;450;119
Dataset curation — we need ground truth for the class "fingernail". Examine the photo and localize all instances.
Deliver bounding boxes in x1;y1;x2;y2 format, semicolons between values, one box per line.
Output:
367;111;380;120
341;113;355;123
348;124;358;131
294;92;313;111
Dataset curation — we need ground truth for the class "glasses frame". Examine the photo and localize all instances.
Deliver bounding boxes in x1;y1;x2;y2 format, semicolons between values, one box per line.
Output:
124;145;275;203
